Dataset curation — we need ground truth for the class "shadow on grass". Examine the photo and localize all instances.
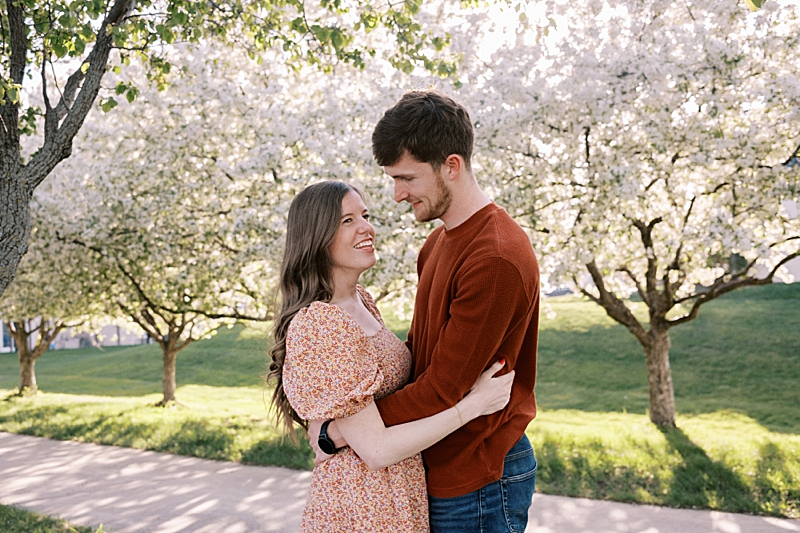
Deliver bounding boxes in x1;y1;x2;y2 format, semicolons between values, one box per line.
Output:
241;433;314;471
3;404;155;447
753;442;799;516
660;427;757;513
157;419;236;461
0;403;235;461
532;428;797;516
534;436;665;502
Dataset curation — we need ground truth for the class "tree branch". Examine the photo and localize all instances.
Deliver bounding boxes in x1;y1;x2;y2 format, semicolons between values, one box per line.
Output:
632;217;663;298
583;261;649;344
617;266;649;305
23;0;136;192
668;248;800;328
1;0;27;154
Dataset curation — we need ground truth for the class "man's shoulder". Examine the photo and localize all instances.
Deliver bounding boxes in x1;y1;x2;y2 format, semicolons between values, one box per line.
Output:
476;207;537;259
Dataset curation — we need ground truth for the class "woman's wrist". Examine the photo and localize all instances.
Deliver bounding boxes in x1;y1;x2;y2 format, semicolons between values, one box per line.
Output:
453;404;465;426
454;397;477;424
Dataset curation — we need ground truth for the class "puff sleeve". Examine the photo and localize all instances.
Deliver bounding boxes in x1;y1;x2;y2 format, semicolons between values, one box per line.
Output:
283;302;383;420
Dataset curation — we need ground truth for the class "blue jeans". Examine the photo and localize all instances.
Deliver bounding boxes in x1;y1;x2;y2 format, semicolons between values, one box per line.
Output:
429;435;537;533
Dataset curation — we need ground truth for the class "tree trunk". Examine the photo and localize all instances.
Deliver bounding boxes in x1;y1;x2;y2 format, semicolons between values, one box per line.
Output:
7;321;36;393
0;178;32;299
643;329;676;427
19;353;37;392
160;348;178;405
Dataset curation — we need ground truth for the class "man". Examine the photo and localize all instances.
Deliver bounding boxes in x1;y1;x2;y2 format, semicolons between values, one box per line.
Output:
312;89;540;532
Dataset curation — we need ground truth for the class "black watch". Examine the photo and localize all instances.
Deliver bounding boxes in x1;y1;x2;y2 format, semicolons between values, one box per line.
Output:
318;419;340;455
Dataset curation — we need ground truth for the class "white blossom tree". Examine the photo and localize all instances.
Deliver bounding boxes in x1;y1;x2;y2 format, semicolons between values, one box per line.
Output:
0;0;454;299
455;0;800;426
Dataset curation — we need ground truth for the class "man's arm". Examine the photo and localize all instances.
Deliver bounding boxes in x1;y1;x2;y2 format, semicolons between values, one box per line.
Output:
376;257;536;427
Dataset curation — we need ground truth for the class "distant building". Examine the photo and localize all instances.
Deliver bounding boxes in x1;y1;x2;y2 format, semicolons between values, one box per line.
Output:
0;320;150;353
1;322;14;353
53;323;151;349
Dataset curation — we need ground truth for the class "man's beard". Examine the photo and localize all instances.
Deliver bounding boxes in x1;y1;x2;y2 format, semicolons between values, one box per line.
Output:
417;171;453;222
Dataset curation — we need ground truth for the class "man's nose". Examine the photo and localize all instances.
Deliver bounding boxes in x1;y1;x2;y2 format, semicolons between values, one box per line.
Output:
394;182;408;203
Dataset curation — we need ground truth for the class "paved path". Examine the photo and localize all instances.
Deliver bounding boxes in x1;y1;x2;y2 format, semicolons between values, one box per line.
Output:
1;432;797;533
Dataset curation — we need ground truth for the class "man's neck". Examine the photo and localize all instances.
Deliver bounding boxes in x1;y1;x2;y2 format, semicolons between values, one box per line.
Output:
440;185;492;230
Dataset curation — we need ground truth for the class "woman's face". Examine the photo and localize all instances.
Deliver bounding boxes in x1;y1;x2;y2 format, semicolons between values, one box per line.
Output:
329;190;376;278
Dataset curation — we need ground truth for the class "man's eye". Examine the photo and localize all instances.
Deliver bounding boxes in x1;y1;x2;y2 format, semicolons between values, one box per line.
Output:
363;214;370;220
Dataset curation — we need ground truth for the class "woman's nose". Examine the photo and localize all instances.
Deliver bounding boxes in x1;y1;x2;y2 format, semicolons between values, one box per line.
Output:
357;217;373;232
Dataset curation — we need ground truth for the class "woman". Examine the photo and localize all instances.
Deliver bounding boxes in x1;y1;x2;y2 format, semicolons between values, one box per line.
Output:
268;181;514;532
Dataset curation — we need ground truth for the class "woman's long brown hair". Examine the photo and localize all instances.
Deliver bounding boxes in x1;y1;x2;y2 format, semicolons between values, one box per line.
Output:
267;181;362;438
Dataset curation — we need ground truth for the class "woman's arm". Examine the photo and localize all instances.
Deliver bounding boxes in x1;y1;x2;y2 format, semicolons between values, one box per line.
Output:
336;360;513;470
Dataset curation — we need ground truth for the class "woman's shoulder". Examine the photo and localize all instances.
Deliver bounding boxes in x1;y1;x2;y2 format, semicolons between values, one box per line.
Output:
289;300;361;339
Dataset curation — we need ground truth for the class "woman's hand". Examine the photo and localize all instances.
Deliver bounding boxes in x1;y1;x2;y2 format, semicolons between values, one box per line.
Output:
458;359;515;420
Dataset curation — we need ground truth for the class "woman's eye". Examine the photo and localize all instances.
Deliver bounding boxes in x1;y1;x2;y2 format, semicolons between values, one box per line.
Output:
343;217;352;224
363;214;370;220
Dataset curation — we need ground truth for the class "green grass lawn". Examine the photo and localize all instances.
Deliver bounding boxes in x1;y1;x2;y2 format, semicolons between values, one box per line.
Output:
0;504;100;533
1;284;798;517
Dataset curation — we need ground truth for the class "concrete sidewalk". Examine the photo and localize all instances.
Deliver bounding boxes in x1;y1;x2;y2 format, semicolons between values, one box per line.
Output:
1;432;797;533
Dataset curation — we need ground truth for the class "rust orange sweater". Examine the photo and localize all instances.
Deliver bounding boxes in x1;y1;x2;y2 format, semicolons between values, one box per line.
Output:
376;203;540;498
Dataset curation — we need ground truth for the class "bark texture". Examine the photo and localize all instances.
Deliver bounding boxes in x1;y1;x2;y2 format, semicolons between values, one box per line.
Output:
0;181;32;298
643;329;676;427
161;348;178;404
18;350;37;392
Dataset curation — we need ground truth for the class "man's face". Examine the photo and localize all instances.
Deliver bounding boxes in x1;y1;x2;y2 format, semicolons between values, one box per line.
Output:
383;152;453;223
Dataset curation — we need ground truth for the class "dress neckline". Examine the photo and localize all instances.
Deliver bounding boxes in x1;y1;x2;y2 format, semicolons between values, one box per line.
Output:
312;292;384;338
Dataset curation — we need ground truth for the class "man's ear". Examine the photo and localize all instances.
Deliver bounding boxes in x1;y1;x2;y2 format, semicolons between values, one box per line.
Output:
442;154;463;181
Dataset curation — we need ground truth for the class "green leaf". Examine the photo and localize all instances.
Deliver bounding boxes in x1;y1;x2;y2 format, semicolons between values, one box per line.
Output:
53;42;68;58
100;97;118;113
331;29;344;49
290;17;307;33
745;0;764;10
125;87;138;103
81;62;91;74
115;82;127;95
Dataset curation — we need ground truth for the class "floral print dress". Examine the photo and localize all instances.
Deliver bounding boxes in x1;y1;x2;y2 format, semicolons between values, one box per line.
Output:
283;286;429;533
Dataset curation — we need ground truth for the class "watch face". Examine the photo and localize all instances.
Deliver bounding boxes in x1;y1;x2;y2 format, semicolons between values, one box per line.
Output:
318;437;337;455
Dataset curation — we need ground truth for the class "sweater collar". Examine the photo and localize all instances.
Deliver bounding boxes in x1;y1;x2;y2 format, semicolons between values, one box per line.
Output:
442;202;499;239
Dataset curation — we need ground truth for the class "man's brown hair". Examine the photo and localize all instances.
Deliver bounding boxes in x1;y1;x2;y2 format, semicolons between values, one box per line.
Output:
372;89;474;170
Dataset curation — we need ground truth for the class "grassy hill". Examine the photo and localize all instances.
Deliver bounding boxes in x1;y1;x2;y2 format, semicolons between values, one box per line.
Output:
1;283;798;516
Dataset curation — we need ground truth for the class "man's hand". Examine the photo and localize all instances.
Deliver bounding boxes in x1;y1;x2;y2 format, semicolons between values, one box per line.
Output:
307;419;349;465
